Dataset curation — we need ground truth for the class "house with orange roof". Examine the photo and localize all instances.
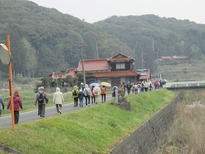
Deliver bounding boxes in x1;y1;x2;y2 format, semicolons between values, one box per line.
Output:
76;53;138;86
49;53;151;87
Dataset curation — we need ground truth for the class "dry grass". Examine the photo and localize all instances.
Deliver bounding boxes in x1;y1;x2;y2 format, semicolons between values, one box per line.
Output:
155;91;205;154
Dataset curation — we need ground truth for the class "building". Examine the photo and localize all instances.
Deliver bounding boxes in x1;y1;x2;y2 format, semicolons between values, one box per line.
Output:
76;53;138;86
137;69;151;81
50;53;151;87
159;56;190;64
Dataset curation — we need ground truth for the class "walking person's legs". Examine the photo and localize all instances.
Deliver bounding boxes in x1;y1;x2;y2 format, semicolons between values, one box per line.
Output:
101;94;103;102
39;104;45;117
88;96;90;105
56;104;59;113
85;96;88;106
14;111;19;124
38;104;42;116
59;104;62;114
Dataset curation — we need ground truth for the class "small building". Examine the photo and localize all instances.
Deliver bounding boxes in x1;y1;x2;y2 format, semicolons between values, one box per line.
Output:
137;69;151;81
159;55;190;64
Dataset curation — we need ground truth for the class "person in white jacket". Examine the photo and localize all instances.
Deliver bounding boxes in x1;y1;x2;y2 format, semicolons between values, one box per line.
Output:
53;87;64;114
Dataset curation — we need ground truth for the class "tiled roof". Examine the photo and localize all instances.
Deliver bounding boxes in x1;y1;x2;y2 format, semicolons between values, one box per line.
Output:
50;68;77;79
77;59;111;71
160;56;172;59
107;53;135;62
66;68;77;78
94;70;137;78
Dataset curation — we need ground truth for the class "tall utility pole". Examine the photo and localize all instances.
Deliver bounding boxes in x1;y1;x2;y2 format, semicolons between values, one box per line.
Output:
96;39;99;59
141;51;144;69
155;49;160;79
152;37;160;79
0;35;15;130
81;46;86;85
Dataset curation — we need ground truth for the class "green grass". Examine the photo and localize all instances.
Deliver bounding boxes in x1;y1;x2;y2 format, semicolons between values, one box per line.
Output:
0;89;176;154
1;89;73;116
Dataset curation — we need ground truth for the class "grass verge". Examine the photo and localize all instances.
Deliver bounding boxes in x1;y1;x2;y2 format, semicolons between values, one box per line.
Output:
0;89;175;154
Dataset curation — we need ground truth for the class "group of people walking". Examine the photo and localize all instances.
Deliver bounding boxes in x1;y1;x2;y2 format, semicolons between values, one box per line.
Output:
71;83;107;107
0;83;108;125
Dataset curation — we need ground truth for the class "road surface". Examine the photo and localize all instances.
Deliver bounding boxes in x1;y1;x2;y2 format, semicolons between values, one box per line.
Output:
0;96;114;129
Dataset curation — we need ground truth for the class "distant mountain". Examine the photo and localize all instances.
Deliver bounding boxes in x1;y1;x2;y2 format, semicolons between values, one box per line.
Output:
95;15;205;71
0;0;131;76
1;0;205;77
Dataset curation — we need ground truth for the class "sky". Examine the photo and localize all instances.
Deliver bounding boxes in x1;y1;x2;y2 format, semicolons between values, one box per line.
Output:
30;0;205;24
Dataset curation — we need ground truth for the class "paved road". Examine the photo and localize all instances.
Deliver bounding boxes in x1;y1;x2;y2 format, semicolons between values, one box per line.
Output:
0;96;114;129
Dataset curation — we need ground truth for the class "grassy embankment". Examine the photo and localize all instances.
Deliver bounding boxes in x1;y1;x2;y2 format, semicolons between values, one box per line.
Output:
0;89;175;154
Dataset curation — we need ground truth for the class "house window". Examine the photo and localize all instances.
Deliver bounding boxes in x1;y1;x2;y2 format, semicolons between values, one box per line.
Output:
116;63;125;69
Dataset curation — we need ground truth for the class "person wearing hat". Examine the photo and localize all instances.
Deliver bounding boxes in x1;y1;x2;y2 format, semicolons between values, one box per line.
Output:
35;86;48;118
53;87;64;114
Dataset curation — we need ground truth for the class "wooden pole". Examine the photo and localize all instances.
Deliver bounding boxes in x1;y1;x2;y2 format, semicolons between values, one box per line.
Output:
7;35;15;130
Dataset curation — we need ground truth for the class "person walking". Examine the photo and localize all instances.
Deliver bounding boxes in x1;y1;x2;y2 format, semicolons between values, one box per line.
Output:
94;86;100;104
72;85;79;107
121;82;125;95
90;86;96;104
83;84;91;106
35;86;48;118
100;85;107;102
0;95;5;117
53;87;64;114
7;91;23;124
78;89;84;107
126;81;132;95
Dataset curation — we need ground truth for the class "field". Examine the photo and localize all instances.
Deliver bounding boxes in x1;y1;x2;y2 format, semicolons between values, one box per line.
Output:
158;56;205;81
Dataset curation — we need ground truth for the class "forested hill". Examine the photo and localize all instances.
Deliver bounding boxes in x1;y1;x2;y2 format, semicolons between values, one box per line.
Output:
1;0;205;77
0;0;131;77
95;15;205;71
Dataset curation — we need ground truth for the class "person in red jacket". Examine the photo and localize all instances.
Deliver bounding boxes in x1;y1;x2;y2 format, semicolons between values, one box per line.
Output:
7;91;23;124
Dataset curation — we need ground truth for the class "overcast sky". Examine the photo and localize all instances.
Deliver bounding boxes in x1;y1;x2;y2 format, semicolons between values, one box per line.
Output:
30;0;205;24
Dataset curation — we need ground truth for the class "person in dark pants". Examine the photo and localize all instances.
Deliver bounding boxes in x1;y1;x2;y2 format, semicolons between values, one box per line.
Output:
0;95;5;117
83;84;91;106
126;81;132;95
7;91;23;124
35;87;48;118
78;89;84;107
72;85;79;107
100;86;107;102
91;86;96;104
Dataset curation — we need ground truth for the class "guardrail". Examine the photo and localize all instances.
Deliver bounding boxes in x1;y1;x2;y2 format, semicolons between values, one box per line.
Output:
166;85;205;91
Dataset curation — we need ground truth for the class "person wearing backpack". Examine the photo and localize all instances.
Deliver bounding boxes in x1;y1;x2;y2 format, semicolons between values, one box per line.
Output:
35;86;48;118
0;95;5;117
78;89;84;107
72;85;79;107
7;91;23;124
83;84;91;106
